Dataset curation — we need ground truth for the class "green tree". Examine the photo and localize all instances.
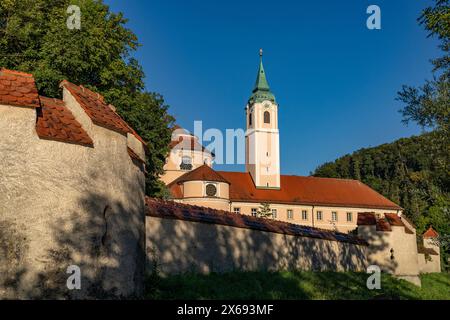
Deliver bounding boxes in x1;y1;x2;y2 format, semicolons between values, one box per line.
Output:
257;203;273;219
397;0;449;137
0;0;174;196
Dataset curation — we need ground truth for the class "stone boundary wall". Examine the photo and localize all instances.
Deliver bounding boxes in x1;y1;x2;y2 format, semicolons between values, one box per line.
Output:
145;199;368;274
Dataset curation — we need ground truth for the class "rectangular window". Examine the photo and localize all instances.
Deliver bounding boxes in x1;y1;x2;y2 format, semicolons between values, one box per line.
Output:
332;211;338;222
316;211;323;221
301;210;308;220
251;208;257;217
287;209;293;220
233;207;241;214
272;209;277;219
346;212;353;222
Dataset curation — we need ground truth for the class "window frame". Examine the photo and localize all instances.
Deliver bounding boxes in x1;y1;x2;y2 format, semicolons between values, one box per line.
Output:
332;211;338;222
233;207;241;214
316;211;323;221
301;210;308;220
287;209;293;220
263;111;270;124
180;155;193;170
346;212;353;222
205;183;218;197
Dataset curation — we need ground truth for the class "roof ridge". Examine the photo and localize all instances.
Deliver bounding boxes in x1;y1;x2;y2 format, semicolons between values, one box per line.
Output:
0;68;34;77
423;226;439;238
36;95;94;147
216;171;360;182
39;95;64;104
174;164;230;184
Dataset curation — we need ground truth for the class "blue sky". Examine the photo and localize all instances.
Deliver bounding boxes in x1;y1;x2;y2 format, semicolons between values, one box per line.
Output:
105;0;439;175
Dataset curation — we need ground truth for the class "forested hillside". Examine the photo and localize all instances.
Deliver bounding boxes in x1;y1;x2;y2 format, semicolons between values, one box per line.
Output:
313;132;449;235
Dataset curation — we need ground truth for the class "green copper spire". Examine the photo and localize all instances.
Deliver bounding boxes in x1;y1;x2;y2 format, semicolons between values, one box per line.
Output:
248;49;276;104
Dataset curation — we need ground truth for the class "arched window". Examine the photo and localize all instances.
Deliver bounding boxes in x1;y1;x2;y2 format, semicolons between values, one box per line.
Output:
180;156;192;170
264;111;270;124
249;112;252;126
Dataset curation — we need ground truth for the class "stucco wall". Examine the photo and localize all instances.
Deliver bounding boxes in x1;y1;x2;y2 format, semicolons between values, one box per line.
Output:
418;254;440;274
418;238;441;273
0;100;145;299
172;197;400;233
161;140;213;185
357;225;421;285
229;202;399;233
146;216;368;275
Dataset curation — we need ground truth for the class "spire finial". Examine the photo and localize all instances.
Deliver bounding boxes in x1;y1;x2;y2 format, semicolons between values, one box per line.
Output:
259;48;263;57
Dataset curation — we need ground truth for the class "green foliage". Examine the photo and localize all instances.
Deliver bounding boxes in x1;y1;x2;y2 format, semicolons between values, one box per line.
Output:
257;202;273;218
397;0;449;144
313;132;449;231
0;0;174;196
145;271;450;300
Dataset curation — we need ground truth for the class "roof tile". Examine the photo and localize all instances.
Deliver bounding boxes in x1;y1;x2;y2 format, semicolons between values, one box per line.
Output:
171;165;229;184
171;170;402;210
60;80;143;142
36;96;93;147
0;68;40;108
423;226;439;238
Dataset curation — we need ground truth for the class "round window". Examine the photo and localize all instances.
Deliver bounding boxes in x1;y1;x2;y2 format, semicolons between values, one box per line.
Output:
205;184;217;197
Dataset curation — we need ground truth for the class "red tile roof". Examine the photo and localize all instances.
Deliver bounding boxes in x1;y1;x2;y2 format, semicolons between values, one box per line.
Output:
384;213;404;226
36;96;93;147
376;218;392;232
145;197;368;246
0;68;40;108
1;69;146;153
60;80;141;140
384;213;414;234
214;171;402;210
357;212;377;226
357;212;415;234
171;165;230;184
423;226;439;238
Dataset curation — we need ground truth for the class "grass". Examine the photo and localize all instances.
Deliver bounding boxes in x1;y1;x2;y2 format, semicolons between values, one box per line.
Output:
145;271;450;300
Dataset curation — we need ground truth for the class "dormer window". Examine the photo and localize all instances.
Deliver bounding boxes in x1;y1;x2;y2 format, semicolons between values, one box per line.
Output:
180;156;192;170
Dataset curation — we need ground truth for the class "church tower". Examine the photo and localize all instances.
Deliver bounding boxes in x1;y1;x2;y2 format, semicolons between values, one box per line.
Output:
245;49;280;189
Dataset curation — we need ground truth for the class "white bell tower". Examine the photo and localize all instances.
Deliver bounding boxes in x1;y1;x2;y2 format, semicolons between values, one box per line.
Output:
245;49;280;189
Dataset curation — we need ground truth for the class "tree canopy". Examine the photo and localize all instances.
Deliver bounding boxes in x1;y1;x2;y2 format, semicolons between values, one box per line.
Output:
0;0;174;195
